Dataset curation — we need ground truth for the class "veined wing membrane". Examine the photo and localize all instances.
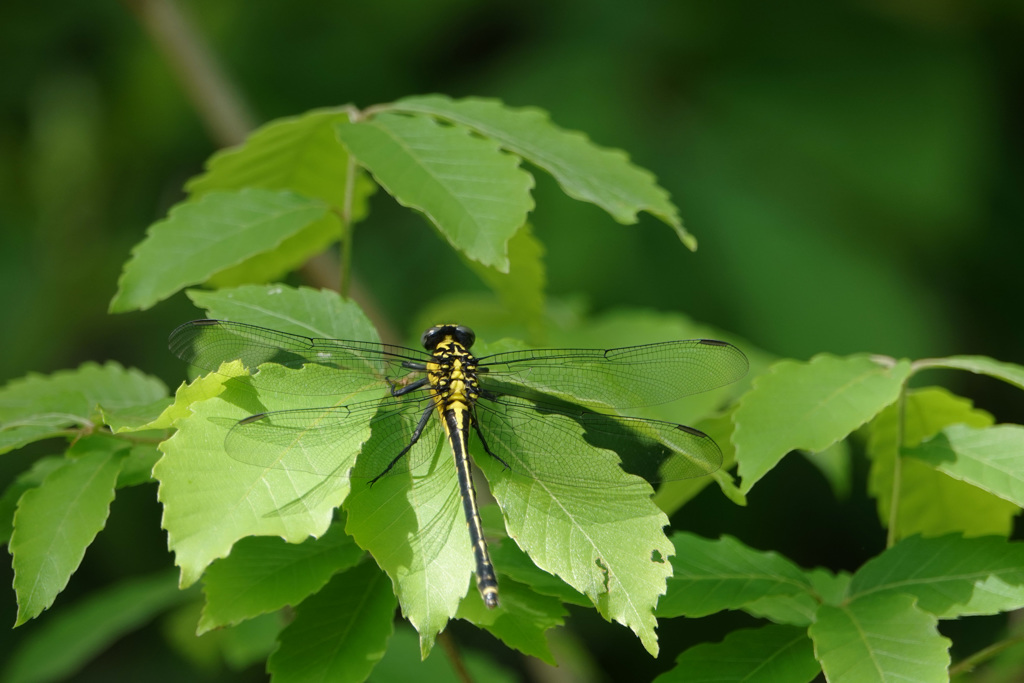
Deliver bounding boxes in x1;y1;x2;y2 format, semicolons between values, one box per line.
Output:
478;339;748;410
224;393;449;479
473;395;722;488
168;319;429;397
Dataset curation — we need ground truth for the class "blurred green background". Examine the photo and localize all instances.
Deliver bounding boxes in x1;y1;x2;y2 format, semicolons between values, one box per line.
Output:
2;0;1022;680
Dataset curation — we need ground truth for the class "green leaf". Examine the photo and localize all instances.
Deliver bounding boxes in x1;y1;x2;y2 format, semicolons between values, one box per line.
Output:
220;612;286;670
655;624;819;683
654;412;745;515
483;445;674;658
11;436;128;625
803;439;852;499
336;111;534;271
905;424;1024;507
101;397;174;433
186;284;381;342
0;362;167;454
918;355;1024;391
267;561;396;683
867;387;1015;539
110;189;329;312
658;533;813;621
1;570;193;683
810;593;951;683
155;365;356;588
0;455;66;545
733;355;912;493
486;533;589;607
199;522;364;633
848;534;1024;618
393;94;694;249
132;363;237;433
456;578;568;665
185;107;373;212
343;430;472;657
115;443;162;487
743;568;851;627
464;223;546;336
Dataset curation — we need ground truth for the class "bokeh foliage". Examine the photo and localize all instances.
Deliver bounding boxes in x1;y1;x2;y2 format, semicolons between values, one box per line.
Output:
2;1;1023;681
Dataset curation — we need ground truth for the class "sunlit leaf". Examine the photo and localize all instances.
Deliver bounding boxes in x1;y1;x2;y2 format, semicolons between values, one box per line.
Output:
393;94;694;248
479;417;675;657
867;387;1015;539
336;111;534;271
343;429;471;657
905;424;1024;507
734;354;912;493
155;365;356;588
919;355;1024;391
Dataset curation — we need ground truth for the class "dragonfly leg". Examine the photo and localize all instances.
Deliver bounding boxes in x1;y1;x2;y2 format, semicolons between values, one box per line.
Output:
471;416;512;472
389;376;430;397
369;401;435;485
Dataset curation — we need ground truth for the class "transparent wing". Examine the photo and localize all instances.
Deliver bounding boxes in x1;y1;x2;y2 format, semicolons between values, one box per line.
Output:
473;395;722;488
223;392;448;480
168;319;429;396
478;339;748;409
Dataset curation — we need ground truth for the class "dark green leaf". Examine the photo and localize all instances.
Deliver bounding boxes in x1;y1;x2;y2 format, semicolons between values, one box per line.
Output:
655;624;819;683
187;284;381;342
2;571;192;683
658;533;813;621
110;189;329;312
11;436;128;624
0;455;66;545
810;593;950;683
456;578;568;665
0;362;167;454
848;534;1024;618
267;561;396;683
200;522;363;633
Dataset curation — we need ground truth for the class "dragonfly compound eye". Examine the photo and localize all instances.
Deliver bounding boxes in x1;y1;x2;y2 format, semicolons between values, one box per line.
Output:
421;326;445;350
453;325;476;349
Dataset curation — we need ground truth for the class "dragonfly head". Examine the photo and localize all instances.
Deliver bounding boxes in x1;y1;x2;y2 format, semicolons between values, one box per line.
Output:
421;324;476;351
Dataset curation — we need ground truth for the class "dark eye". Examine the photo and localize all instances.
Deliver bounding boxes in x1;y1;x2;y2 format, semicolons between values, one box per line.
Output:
454;325;476;348
421;326;443;350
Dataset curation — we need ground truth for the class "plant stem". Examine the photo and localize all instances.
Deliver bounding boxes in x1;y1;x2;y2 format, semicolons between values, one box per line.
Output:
438;631;475;683
121;0;253;147
886;385;908;548
950;633;1024;678
339;147;358;299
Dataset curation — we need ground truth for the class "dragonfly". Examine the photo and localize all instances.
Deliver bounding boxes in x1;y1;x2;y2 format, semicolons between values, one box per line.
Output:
169;319;748;609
